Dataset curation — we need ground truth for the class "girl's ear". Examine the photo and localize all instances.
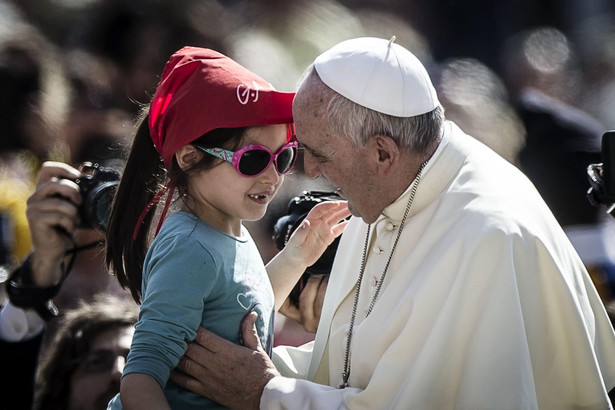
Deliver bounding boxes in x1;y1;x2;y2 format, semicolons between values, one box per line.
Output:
175;145;204;171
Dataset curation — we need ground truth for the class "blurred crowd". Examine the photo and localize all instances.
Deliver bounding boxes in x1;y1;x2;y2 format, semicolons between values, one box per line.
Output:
1;0;615;406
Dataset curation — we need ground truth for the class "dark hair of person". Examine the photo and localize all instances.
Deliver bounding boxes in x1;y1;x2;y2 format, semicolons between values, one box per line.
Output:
33;294;138;410
105;107;246;304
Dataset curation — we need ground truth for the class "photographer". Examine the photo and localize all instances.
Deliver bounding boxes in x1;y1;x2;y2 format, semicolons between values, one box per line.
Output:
0;161;128;409
274;191;345;335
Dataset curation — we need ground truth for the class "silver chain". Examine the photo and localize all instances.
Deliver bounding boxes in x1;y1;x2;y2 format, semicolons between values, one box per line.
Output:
339;161;427;389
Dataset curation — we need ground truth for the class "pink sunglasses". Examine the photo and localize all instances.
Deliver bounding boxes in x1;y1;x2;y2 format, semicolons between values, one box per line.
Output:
196;141;298;177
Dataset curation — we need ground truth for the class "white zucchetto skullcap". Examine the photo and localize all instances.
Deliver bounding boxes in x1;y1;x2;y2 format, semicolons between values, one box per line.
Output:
314;36;440;117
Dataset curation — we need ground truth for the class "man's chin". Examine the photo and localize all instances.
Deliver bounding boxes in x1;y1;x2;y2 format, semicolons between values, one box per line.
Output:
347;202;361;218
348;204;382;224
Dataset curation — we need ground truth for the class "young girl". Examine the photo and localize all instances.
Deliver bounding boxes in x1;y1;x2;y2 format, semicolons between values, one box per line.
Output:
104;47;349;409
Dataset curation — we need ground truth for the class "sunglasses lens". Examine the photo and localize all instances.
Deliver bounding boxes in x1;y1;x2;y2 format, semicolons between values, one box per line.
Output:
276;146;297;174
238;149;271;176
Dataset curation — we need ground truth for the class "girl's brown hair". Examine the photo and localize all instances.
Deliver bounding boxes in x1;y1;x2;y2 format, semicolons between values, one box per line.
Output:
105;108;245;304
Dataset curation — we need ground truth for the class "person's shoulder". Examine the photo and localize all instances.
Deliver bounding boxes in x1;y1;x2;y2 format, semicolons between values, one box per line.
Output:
160;211;199;232
156;212;212;241
150;214;208;253
156;213;241;258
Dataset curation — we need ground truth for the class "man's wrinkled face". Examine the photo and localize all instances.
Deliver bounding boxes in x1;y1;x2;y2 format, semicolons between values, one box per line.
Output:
292;76;382;223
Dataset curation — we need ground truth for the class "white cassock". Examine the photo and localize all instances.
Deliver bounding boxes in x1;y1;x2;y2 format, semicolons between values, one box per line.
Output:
264;121;615;409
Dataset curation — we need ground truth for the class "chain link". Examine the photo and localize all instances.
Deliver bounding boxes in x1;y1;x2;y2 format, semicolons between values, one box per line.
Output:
339;160;427;389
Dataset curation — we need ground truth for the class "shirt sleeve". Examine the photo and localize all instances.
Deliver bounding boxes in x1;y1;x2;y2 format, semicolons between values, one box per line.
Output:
266;343;363;409
261;377;362;410
0;301;44;342
124;235;218;387
271;342;314;379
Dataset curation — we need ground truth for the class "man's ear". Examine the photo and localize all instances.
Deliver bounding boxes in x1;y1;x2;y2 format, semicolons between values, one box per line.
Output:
369;135;399;175
175;145;204;171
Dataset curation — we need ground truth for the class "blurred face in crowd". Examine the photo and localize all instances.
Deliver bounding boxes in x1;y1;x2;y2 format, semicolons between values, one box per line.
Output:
293;74;383;223
67;325;134;410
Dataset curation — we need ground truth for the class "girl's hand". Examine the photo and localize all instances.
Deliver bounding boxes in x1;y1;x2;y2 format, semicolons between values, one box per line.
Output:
282;201;350;269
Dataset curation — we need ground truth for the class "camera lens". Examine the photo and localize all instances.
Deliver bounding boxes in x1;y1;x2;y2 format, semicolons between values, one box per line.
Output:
273;190;345;307
84;180;118;232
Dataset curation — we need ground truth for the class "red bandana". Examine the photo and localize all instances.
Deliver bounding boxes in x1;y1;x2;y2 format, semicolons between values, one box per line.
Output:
133;47;295;239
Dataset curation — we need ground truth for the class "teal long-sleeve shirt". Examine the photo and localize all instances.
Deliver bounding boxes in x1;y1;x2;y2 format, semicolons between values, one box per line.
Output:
108;211;275;410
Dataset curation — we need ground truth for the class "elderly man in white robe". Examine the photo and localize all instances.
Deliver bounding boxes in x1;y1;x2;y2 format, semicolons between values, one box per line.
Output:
170;37;615;410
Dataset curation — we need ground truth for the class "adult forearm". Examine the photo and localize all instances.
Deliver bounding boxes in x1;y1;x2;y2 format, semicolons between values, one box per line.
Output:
28;251;66;287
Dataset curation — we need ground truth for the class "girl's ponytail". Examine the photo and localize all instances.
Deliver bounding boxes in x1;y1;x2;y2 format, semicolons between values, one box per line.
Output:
105;110;165;304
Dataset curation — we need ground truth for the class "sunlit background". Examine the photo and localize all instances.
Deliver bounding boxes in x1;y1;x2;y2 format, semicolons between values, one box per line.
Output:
2;0;615;343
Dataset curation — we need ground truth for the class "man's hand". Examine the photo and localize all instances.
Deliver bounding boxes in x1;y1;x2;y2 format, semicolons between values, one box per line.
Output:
171;312;280;410
279;274;328;333
26;161;81;286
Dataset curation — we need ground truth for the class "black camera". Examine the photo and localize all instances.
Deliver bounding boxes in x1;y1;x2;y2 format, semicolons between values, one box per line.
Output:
587;131;615;216
73;162;120;232
273;190;347;307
